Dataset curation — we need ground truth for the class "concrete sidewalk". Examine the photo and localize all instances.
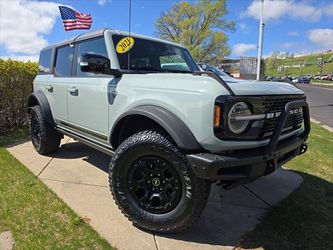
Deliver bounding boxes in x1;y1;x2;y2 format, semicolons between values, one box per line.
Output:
7;138;303;250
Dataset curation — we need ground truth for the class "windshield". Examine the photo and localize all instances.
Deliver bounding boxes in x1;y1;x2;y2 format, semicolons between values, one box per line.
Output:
112;35;199;73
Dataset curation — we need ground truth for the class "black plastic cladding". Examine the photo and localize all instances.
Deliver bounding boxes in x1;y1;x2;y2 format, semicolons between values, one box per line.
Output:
27;91;55;125
110;105;203;152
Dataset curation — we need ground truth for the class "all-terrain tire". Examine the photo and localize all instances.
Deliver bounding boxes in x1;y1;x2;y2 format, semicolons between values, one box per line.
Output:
109;130;211;233
29;105;61;155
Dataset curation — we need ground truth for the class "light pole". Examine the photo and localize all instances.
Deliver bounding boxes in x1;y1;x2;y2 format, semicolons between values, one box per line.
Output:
256;0;264;80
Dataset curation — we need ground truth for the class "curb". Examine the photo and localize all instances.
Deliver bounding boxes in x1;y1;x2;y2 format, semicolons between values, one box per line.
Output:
310;82;333;87
310;118;333;133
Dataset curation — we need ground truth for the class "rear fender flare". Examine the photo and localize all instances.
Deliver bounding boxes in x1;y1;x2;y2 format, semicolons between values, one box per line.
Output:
27;91;54;125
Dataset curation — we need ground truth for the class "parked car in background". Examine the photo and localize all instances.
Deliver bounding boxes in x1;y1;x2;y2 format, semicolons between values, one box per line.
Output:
321;75;332;81
297;76;310;84
281;76;293;82
292;78;298;83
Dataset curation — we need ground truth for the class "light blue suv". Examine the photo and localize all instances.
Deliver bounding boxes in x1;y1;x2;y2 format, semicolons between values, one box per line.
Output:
28;29;310;233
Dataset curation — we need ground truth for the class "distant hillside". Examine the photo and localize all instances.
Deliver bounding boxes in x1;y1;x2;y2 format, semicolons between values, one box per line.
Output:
264;51;333;76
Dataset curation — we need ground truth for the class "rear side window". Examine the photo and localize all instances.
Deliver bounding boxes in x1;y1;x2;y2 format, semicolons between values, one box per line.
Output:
54;46;74;77
38;49;52;73
76;38;108;77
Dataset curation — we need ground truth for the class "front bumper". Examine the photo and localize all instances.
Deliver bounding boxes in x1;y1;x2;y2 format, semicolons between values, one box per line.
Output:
186;100;310;188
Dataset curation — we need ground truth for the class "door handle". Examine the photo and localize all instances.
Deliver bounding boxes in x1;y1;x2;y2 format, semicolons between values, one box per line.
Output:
68;87;79;96
46;85;53;92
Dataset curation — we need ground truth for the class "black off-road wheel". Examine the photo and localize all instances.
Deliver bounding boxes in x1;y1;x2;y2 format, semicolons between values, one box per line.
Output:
29;105;61;155
109;130;211;233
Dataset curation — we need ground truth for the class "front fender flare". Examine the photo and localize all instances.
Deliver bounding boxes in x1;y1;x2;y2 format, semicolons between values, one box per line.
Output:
111;105;202;152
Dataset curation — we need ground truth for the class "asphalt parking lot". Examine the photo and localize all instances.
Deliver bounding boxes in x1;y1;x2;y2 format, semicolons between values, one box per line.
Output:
297;83;333;128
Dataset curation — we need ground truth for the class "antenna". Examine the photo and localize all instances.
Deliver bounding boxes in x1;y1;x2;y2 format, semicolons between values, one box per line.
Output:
127;0;132;70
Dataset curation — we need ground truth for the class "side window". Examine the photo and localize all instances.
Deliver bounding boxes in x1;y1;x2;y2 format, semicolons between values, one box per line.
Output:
54;46;74;77
77;38;108;77
38;49;52;73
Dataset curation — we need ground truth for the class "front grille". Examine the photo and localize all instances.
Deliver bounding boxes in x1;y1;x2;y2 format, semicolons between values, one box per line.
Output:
260;95;306;138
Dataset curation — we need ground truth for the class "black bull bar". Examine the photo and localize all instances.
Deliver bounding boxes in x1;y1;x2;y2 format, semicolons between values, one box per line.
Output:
186;100;311;184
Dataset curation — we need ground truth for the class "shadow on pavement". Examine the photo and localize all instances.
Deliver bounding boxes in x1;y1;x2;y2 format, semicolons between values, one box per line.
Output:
58;141;110;173
54;141;329;248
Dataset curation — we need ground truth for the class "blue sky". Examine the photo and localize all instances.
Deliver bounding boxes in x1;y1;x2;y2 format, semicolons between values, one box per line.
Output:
0;0;332;61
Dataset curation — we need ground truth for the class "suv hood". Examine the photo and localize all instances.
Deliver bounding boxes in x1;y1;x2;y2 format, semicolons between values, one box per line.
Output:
221;76;304;96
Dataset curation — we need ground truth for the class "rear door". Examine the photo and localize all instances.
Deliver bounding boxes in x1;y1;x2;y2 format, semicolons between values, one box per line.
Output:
43;46;74;122
67;37;112;139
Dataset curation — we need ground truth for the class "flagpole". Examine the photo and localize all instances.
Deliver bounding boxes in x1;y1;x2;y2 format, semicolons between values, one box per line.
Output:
256;0;264;80
66;31;73;47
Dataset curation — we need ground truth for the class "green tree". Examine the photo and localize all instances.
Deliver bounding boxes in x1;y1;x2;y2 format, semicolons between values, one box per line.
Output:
155;0;235;64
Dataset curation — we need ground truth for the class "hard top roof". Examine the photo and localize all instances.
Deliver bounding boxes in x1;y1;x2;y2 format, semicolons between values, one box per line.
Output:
41;28;183;51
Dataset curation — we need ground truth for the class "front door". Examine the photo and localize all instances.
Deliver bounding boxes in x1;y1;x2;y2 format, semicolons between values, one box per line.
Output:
67;38;111;140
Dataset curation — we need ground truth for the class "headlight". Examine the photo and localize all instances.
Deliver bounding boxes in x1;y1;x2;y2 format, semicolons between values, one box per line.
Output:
228;102;251;134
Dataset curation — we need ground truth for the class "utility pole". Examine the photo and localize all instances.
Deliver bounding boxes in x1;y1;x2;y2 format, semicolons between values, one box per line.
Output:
300;60;304;76
256;0;264;80
283;63;286;76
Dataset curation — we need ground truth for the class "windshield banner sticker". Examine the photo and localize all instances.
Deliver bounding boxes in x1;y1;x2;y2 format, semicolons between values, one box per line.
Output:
116;37;135;54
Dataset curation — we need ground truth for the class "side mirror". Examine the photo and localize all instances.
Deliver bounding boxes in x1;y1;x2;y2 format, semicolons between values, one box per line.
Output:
80;53;110;74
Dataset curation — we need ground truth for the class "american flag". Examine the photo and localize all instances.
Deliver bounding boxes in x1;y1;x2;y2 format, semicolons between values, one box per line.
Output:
58;6;92;31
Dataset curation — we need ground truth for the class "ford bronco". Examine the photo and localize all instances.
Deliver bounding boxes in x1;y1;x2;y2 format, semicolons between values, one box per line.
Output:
29;29;310;233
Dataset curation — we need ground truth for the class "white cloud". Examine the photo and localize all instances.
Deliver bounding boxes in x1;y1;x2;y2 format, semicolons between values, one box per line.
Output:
287;31;298;36
239;23;247;30
0;55;39;62
308;29;333;50
232;43;257;56
0;0;59;55
97;0;111;6
323;3;333;17
280;42;294;49
242;0;327;22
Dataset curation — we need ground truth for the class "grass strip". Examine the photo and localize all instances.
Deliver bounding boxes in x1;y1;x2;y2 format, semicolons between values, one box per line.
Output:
0;131;114;249
239;123;333;249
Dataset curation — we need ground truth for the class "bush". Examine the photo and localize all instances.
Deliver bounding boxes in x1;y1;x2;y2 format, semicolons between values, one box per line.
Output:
0;59;38;135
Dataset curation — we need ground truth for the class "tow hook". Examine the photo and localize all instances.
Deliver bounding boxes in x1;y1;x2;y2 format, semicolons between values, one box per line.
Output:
299;144;308;155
